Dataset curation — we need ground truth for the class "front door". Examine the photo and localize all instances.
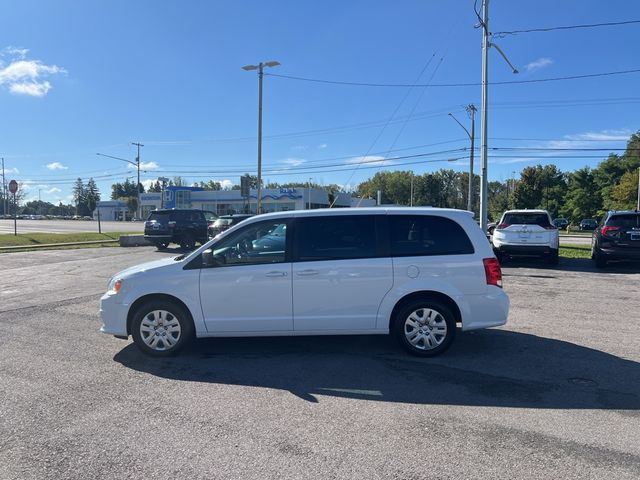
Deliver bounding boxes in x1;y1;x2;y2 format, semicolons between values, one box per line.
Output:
199;219;292;333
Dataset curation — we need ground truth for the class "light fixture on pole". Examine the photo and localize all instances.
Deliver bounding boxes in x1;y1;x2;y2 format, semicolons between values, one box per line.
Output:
448;104;476;213
242;60;281;214
96;152;143;219
478;0;518;233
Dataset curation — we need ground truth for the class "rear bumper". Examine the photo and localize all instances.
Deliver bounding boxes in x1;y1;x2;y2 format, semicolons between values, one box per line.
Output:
461;288;510;331
598;246;640;261
494;244;557;256
144;234;173;242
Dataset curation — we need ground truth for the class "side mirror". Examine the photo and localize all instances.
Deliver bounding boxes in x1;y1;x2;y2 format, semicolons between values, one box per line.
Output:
202;249;215;267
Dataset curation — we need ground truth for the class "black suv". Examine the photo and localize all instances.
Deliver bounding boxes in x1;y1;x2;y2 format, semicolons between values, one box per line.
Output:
144;209;209;250
208;214;254;238
591;210;640;267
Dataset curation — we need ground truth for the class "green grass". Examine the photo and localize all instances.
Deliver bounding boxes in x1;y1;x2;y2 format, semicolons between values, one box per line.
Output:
0;231;126;249
559;243;591;259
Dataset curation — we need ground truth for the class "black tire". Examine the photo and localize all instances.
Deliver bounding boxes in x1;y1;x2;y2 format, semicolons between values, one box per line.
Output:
593;247;607;268
131;300;194;357
180;233;195;250
155;241;169;250
393;299;456;357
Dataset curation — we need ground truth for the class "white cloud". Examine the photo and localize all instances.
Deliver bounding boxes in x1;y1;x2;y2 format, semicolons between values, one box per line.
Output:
0;49;66;97
46;162;68;170
524;57;553;73
317;143;328;149
345;155;387;165
46;187;61;194
5;167;19;174
141;179;157;191
2;46;29;59
129;161;159;170
544;129;632;150
220;179;234;190
281;158;305;167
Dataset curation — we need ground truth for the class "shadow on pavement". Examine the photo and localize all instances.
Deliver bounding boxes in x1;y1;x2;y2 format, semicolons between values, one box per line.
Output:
114;329;640;410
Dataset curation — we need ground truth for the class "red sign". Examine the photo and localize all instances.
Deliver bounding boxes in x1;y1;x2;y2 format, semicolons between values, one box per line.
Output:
8;179;18;194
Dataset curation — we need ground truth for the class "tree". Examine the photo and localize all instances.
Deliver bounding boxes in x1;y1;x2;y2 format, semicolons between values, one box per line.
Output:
610;169;640;210
198;180;222;191
111;178;139;200
85;178;101;214
512;165;566;218
560;167;601;223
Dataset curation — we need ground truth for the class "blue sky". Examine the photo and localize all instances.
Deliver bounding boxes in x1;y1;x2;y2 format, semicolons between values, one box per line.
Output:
1;0;639;204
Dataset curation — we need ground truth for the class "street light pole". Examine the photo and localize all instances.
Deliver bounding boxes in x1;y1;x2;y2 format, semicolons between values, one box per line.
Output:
242;60;280;214
448;104;476;213
479;0;490;234
96;152;142;219
1;157;6;216
131;142;143;219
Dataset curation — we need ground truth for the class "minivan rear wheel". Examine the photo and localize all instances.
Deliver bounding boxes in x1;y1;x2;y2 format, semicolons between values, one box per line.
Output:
393;300;456;357
131;300;194;357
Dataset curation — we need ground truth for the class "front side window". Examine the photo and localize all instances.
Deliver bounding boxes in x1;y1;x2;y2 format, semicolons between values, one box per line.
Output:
212;220;288;266
390;215;474;257
295;216;376;261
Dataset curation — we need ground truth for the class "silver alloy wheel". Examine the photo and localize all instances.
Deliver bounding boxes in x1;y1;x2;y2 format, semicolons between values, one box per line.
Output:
403;307;448;350
139;309;182;351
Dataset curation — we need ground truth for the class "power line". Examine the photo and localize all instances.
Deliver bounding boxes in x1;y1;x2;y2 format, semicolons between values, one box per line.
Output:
492;19;640;37
265;68;640;88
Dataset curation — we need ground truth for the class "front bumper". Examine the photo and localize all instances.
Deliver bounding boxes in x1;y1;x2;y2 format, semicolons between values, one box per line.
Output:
99;292;130;337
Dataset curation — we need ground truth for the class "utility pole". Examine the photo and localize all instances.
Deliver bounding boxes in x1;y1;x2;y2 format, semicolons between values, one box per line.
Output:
1;157;6;216
448;104;476;213
479;0;490;234
242;60;280;214
410;173;414;207
131;142;143;219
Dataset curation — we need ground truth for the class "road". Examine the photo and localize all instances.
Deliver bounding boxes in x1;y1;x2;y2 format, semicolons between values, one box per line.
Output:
1;247;639;479
0;219;143;234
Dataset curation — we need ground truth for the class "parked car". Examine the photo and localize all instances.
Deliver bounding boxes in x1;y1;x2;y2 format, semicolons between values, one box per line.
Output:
143;209;209;250
487;222;497;235
492;209;559;264
100;207;509;357
208;214;253;238
591;210;640;268
579;218;598;231
553;218;569;230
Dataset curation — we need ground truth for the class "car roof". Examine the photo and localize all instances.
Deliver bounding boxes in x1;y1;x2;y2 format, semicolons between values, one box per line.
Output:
503;209;550;214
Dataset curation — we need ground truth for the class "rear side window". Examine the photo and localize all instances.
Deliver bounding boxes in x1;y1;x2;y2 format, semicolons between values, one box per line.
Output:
607;214;640;228
502;213;551;227
390;215;474;256
148;211;172;222
295;216;377;261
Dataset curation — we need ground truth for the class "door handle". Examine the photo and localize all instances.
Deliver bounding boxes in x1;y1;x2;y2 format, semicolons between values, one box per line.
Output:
265;271;287;277
297;269;319;276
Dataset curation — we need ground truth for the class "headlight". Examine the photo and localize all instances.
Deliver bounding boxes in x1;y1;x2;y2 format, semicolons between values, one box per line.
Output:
108;278;123;294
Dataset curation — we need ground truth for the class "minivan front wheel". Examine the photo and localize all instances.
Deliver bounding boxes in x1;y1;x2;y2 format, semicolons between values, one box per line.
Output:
394;300;456;357
131;300;193;356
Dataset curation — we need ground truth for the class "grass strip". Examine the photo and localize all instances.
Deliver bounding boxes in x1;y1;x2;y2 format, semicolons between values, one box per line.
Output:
0;231;126;248
559;243;591;259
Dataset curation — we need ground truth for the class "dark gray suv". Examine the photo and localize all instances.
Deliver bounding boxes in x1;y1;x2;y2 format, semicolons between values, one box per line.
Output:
144;209;209;250
591;211;640;267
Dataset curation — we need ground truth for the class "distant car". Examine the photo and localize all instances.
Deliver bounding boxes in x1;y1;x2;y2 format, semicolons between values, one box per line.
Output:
144;209;209;250
553;218;569;230
487;222;497;235
492;209;559;264
579;218;598;231
208;214;253;238
591;210;640;268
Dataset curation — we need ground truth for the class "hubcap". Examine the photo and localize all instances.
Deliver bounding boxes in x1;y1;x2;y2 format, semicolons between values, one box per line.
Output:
404;307;447;350
140;310;181;351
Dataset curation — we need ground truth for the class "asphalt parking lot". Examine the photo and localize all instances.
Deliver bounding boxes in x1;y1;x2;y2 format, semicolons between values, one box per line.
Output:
1;247;639;479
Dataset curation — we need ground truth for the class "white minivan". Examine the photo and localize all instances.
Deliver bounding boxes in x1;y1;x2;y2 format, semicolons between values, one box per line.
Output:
100;208;509;357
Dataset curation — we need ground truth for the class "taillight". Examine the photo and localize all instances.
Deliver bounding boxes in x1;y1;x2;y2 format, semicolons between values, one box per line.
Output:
600;226;620;237
496;223;509;230
483;258;503;288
